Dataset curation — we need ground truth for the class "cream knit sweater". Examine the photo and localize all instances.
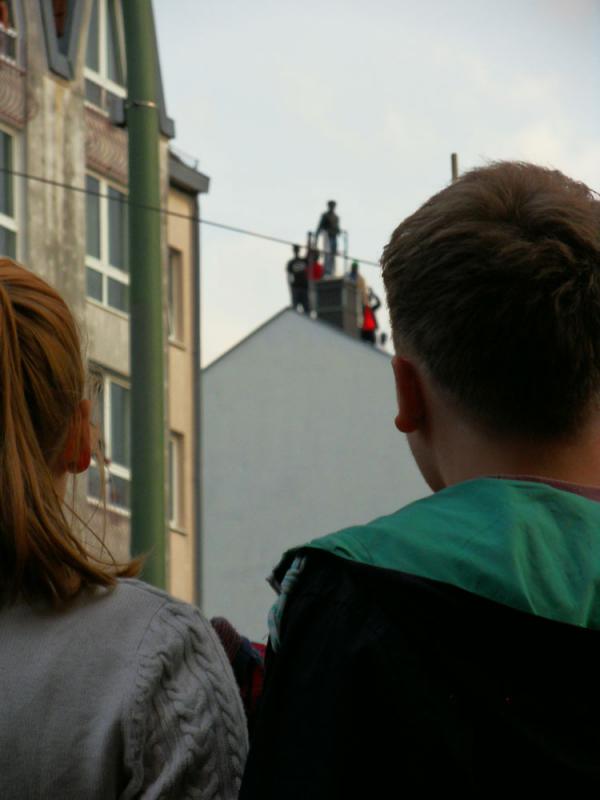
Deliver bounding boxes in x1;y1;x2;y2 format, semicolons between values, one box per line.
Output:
0;579;248;799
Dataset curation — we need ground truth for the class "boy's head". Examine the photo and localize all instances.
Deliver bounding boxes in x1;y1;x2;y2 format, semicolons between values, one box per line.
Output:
381;162;600;485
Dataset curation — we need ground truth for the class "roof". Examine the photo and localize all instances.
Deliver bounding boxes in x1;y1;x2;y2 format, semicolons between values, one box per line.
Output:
203;307;391;372
169;151;210;195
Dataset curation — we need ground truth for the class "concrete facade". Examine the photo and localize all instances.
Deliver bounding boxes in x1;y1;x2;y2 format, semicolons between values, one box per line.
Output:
201;310;430;640
0;0;206;600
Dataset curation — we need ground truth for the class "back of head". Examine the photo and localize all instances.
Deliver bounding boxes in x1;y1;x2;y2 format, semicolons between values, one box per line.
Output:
0;258;137;605
382;162;600;439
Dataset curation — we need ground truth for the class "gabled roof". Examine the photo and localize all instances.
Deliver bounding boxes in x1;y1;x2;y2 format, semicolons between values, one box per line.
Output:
203;306;390;372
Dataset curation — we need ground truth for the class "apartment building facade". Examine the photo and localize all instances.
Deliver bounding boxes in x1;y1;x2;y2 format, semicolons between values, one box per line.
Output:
0;0;206;602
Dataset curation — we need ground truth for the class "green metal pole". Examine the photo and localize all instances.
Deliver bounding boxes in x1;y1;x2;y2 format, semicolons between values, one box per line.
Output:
122;0;166;587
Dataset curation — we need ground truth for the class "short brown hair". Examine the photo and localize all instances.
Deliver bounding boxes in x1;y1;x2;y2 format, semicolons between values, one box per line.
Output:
0;259;138;605
382;162;600;438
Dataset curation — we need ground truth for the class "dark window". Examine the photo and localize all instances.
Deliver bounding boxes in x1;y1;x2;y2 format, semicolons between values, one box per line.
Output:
85;175;100;259
85;0;99;72
85;79;103;107
105;0;122;84
110;381;130;469
52;0;68;38
109;473;130;510
86;267;103;302
108;187;127;271
107;277;128;313
167;248;184;341
0;130;13;218
0;226;15;258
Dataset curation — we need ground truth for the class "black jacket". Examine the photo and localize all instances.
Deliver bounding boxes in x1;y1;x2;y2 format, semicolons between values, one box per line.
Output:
241;551;600;798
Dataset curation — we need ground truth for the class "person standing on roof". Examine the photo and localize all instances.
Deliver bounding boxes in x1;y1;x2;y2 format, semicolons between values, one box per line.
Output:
360;287;381;345
315;201;340;276
286;245;309;313
347;261;368;305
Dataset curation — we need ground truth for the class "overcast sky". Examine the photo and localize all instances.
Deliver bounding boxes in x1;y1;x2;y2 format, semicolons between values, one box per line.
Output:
153;0;600;365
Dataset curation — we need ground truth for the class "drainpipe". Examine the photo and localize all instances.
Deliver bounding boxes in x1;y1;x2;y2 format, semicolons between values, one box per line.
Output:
122;0;166;587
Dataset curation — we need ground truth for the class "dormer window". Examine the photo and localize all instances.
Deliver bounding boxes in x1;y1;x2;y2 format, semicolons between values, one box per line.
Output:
0;1;17;63
84;0;125;112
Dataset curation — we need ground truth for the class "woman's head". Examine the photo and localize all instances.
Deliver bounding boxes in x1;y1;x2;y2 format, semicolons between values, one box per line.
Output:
0;258;137;604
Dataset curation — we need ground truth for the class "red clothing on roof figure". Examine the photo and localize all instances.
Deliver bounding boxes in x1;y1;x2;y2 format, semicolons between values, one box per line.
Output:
307;248;324;282
361;288;381;344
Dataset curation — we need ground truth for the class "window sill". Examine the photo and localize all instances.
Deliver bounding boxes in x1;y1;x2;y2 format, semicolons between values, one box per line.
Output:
169;524;187;536
86;297;129;321
168;337;187;351
86;496;131;518
84;99;110;118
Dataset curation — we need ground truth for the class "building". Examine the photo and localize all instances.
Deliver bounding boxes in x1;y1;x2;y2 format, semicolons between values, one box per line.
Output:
201;308;430;640
0;0;207;603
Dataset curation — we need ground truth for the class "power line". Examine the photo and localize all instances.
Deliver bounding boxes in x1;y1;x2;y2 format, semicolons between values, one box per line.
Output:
0;166;381;269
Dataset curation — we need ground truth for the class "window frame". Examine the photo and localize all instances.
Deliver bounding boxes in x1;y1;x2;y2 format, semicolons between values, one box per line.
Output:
85;171;129;315
0;124;19;260
167;247;185;344
168;431;185;531
87;369;131;515
84;0;126;112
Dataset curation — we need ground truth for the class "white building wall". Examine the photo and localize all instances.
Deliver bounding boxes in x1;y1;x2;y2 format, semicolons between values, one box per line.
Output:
201;310;429;640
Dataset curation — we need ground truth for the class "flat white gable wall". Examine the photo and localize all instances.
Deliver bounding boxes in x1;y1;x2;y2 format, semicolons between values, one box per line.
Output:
202;310;429;640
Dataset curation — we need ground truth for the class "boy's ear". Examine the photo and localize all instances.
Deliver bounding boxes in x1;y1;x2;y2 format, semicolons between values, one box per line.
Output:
392;356;427;433
61;399;92;474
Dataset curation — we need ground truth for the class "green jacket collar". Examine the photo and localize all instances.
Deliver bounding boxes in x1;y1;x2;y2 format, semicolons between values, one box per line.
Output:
303;478;600;629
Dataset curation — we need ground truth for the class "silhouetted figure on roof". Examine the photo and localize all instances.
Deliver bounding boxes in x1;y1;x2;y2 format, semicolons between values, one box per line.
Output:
286;244;309;313
347;260;368;307
316;201;340;276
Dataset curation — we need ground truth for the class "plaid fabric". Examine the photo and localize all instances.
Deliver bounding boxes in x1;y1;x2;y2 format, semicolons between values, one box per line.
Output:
211;617;266;737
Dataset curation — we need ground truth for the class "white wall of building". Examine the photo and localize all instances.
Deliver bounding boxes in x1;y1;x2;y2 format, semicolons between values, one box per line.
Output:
201;309;429;640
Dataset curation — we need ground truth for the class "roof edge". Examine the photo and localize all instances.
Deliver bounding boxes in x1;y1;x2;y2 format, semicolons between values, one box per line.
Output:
169;152;210;195
202;307;391;372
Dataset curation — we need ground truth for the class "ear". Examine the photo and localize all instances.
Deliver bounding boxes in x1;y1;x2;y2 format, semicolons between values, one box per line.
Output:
61;399;92;474
391;356;427;433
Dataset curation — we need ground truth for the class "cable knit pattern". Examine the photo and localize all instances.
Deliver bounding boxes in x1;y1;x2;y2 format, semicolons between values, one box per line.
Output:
0;579;248;800
122;595;248;799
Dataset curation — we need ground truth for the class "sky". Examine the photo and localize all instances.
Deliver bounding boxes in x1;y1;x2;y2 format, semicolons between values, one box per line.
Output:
153;0;600;365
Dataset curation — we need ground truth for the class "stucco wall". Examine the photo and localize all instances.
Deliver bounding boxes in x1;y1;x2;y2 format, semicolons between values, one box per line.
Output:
167;186;197;602
201;310;430;640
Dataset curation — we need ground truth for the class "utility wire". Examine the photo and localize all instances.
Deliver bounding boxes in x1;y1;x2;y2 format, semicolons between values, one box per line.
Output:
0;166;381;268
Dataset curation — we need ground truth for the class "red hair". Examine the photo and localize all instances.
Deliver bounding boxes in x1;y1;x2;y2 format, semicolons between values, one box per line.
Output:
0;258;138;604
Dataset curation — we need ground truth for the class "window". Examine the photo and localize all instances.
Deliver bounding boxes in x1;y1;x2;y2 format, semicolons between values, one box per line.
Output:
167;248;184;342
168;432;184;529
0;129;16;259
52;0;69;38
0;1;17;63
85;0;125;111
87;371;131;511
85;174;129;313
